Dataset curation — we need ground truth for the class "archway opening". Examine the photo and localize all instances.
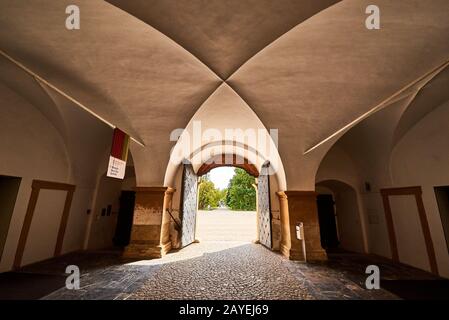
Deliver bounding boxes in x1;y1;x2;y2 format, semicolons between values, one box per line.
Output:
315;180;365;254
196;166;257;242
172;157;274;251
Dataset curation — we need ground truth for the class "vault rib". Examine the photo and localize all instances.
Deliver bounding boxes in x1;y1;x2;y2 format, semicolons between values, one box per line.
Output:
303;59;449;155
0;48;145;146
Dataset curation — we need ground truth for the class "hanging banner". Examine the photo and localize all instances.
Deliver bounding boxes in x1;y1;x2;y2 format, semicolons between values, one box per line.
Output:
107;128;130;179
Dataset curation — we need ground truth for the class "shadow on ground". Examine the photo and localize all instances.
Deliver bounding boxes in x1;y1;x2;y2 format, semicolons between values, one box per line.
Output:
0;244;447;300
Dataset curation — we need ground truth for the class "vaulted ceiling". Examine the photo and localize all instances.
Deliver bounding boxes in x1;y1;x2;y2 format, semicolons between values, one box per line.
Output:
106;0;340;79
1;0;448;188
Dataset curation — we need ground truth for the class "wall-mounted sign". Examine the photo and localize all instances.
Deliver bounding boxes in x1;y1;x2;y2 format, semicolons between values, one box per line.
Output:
296;222;304;240
107;128;129;179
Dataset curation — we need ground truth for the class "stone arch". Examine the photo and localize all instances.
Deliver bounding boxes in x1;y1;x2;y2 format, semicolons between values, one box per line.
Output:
197;154;259;177
166;140;286;191
163;82;287;191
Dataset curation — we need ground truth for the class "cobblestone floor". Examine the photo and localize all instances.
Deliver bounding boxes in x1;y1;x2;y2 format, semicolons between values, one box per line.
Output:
6;211;443;300
39;242;407;300
128;242;314;300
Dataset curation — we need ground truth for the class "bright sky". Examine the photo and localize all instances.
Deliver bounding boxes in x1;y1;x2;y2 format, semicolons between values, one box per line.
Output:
209;167;235;190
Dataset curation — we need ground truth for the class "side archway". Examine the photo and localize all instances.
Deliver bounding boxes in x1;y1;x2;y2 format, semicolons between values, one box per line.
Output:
315;179;367;253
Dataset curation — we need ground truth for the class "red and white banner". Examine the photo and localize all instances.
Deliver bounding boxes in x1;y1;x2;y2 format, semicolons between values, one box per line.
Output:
107;128;130;179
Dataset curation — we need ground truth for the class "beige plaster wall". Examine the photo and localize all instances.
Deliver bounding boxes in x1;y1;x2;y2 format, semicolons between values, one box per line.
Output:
21;189;67;266
316;100;449;278
389;195;430;272
0;80;119;272
0;84;71;271
390;101;449;278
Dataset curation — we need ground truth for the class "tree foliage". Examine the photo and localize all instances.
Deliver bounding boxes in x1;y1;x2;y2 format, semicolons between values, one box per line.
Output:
197;168;256;211
198;176;224;210
225;168;256;211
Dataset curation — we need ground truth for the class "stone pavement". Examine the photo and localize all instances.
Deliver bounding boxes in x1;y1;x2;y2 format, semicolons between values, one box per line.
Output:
128;242;314;300
6;210;443;300
40;242;403;300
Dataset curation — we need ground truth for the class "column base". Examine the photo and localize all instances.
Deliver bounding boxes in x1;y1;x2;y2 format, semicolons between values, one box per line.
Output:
123;241;172;260
279;244;303;261
280;244;326;261
306;249;328;262
123;241;163;259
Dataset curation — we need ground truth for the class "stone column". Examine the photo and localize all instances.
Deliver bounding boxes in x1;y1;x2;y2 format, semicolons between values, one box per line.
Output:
277;191;327;262
123;187;175;259
276;191;292;258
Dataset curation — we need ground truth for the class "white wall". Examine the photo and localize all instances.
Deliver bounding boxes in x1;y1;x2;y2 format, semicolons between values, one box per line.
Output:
85;157;137;250
316;100;409;259
0;79;119;272
86;174;122;250
0;84;70;271
334;188;365;253
390;101;449;277
389;195;430;271
362;192;391;258
21;189;67;266
316;100;449;278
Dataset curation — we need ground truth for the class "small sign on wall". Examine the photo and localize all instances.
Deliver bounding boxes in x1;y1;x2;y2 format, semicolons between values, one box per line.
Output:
106;128;129;180
296;222;303;240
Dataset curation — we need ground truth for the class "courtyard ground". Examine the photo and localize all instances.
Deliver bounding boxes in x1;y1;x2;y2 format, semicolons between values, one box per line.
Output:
196;209;257;242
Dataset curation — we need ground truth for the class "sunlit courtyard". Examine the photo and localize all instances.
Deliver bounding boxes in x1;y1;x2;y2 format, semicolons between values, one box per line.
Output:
196;209;257;242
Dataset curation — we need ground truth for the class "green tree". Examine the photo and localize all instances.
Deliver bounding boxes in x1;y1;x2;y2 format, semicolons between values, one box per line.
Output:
198;177;223;210
218;189;227;207
225;168;256;211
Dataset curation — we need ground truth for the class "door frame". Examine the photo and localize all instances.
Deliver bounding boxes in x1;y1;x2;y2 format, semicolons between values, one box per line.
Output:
0;175;22;262
380;186;438;275
14;180;75;269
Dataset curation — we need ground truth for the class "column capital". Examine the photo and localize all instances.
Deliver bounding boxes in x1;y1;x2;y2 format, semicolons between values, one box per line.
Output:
134;186;175;195
284;190;318;198
276;191;287;199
